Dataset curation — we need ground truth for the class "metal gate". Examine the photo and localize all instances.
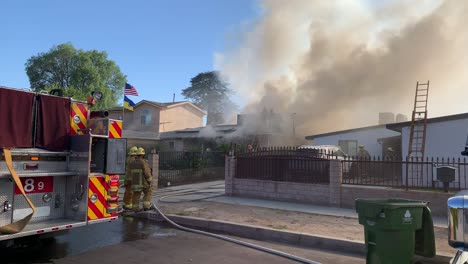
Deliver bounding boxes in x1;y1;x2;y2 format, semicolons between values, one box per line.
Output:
158;151;225;187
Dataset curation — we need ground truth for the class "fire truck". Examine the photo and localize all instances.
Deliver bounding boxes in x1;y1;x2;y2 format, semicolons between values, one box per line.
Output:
0;86;126;243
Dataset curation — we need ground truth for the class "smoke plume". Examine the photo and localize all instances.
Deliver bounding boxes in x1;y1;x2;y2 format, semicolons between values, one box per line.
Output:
216;0;468;138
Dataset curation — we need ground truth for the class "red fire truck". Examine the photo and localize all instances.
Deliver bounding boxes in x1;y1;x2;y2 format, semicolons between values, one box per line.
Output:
0;86;126;243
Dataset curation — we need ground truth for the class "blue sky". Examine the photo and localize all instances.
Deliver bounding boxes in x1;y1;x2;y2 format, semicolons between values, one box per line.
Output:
0;0;258;104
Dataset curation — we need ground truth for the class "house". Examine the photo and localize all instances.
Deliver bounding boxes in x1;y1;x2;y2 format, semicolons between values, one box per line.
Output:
159;125;237;151
106;100;206;150
305;112;468;159
158;111;299;151
387;112;468;158
305;125;401;157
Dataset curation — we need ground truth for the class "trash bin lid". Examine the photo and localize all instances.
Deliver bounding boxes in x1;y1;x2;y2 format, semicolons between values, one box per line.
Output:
356;198;427;209
356;198;427;218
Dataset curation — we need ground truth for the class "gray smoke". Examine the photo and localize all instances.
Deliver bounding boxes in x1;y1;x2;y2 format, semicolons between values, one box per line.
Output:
216;0;468;138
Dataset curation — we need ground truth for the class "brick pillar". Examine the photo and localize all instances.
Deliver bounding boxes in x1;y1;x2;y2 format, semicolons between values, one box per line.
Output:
225;155;236;196
328;160;342;207
149;153;159;190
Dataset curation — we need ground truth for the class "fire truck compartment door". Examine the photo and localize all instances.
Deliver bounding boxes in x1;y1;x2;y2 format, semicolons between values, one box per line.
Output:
106;139;127;175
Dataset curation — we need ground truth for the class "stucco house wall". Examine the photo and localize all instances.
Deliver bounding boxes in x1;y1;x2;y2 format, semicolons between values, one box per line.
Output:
401;118;468;158
159;104;204;132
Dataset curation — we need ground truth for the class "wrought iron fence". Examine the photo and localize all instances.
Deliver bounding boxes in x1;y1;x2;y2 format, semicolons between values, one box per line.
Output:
342;156;468;191
235;147;331;184
158;151;225;187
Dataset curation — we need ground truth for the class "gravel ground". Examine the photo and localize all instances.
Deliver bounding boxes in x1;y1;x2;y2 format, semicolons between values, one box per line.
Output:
157;200;456;256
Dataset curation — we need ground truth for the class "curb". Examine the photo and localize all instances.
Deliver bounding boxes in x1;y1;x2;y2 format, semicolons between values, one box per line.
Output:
132;212;453;263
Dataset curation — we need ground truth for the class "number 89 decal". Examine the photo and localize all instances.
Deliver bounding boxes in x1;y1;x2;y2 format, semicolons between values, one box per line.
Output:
14;177;54;195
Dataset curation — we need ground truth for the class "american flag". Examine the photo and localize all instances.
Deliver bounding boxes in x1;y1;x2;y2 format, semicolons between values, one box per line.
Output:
124;83;139;96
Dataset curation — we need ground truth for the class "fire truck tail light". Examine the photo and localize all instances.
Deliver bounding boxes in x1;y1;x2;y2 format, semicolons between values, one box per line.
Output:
109;180;119;187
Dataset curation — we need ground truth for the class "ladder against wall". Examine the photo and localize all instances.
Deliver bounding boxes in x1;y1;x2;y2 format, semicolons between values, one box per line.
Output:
406;81;429;187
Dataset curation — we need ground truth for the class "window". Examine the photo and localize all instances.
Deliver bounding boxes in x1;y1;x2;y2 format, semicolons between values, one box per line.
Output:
338;140;358;156
141;109;151;126
169;141;175;150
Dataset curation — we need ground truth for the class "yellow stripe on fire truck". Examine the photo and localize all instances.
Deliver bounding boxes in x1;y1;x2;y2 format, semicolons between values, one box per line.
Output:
87;176;106;220
70;102;88;135
108;120;122;138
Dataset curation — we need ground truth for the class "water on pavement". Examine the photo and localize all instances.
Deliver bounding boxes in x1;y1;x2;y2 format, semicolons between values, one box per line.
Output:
0;217;174;264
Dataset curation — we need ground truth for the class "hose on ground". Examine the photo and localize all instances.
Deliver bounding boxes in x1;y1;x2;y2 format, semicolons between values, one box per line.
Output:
149;202;321;264
154;183;225;203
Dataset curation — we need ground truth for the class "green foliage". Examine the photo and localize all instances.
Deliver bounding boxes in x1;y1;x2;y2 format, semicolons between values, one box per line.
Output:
182;71;237;125
216;143;231;154
25;43;127;109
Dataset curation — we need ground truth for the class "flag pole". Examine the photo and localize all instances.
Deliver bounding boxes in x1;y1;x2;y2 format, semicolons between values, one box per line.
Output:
122;95;125;123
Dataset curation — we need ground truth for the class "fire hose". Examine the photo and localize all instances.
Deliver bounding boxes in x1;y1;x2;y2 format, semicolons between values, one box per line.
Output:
149;201;321;264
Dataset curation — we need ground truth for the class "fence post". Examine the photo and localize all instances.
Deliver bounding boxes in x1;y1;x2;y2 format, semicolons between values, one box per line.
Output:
225;155;236;196
329;160;342;207
148;152;159;190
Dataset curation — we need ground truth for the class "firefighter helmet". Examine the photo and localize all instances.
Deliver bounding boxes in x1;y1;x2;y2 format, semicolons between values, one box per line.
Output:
137;147;145;156
129;146;138;156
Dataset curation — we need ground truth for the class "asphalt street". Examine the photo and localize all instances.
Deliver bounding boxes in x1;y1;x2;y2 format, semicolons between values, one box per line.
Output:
1;216;365;264
53;226;365;264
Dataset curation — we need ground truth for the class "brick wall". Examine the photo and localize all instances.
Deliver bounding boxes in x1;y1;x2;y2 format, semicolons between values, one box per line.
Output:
231;179;330;205
226;157;339;205
148;153;159;190
227;155;452;217
225;155;236;196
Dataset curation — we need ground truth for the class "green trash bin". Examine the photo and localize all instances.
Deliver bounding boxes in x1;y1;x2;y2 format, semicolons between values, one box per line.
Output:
355;198;436;264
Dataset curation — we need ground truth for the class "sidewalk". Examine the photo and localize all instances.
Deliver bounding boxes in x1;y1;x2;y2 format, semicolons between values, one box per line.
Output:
154;180;447;227
150;181;455;259
207;196;448;228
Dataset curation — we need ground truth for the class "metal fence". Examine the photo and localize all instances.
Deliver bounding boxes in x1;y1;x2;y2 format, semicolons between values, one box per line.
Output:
235;147;330;184
158;151;225;187
342;156;468;191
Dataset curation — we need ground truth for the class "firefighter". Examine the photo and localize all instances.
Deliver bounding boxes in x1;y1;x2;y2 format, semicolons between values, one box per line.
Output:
384;147;397;180
123;146;138;210
356;145;370;160
384;147;396;161
130;147;153;211
353;145;371;179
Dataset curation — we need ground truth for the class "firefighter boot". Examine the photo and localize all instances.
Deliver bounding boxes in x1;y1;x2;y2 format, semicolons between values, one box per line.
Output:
132;190;142;212
143;186;152;211
123;180;133;210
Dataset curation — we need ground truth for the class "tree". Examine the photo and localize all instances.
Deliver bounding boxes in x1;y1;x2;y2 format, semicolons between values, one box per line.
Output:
182;71;236;125
25;43;126;109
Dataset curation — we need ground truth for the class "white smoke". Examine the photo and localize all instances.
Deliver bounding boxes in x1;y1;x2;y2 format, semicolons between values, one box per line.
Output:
216;0;468;137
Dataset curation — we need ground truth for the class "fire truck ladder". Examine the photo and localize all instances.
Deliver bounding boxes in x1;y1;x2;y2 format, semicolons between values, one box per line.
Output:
406;81;429;188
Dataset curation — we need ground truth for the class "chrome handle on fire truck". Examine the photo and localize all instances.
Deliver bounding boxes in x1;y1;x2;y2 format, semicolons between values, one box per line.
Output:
77;183;84;201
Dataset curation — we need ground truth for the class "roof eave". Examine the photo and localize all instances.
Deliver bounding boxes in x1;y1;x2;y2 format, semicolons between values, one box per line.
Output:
165;102;207;115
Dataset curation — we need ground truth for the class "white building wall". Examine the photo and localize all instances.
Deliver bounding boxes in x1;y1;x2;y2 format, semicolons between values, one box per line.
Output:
401;118;468;158
400;118;468;189
312;127;400;157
